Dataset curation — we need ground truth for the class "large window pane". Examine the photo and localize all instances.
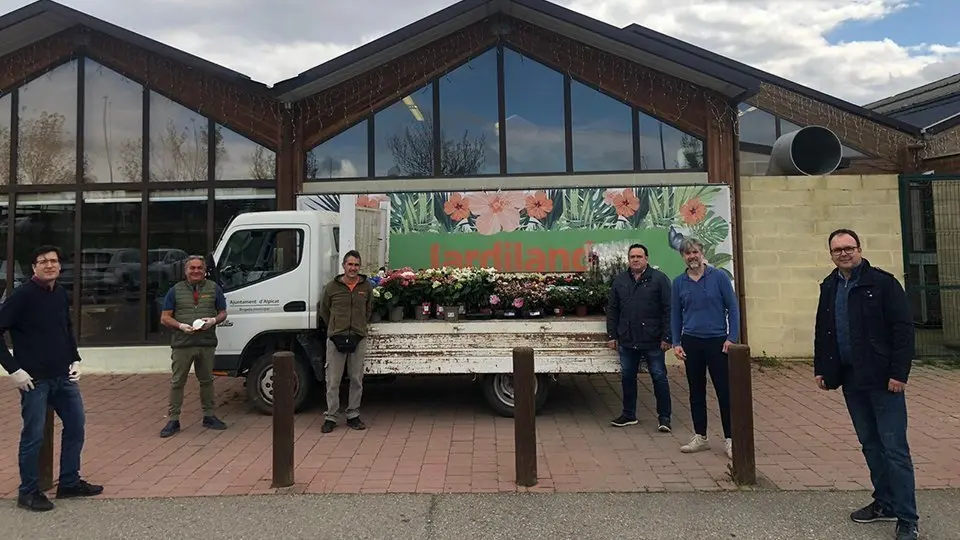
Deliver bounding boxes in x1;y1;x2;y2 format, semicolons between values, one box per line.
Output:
1;94;10;185
439;50;499;175
149;92;208;182
375;84;434;177
83;61;143;183
307;120;368;180
13;194;76;321
503;49;565;174
638;113;665;170
570;80;633;172
79;191;143;344
662;123;704;170
0;196;10;302
17;62;78;185
217;125;276;180
737;104;777;146
214;188;276;242
146;189;207;342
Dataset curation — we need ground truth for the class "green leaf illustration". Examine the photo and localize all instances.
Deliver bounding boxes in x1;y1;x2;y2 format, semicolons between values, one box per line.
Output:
709;253;732;269
432;192;457;233
627;187;651;229
541;189;565;231
690;212;730;246
390;192;439;234
560;188;617;230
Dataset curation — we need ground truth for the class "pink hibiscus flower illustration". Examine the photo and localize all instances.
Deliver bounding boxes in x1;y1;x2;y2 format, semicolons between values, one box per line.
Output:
465;191;526;235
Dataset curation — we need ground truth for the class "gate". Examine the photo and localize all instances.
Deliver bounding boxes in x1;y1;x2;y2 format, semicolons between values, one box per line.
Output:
898;175;960;359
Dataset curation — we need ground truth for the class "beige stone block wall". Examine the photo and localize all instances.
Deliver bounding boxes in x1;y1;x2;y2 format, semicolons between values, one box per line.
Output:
740;174;904;359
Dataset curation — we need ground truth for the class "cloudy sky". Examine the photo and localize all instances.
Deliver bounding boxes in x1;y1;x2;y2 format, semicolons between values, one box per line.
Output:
3;0;959;105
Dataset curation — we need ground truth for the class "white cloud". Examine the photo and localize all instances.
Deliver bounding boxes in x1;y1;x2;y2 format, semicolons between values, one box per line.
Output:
2;0;958;104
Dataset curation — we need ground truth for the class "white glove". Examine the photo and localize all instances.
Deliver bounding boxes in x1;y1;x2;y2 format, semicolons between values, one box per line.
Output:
11;369;34;392
68;361;81;382
201;317;217;330
178;323;195;333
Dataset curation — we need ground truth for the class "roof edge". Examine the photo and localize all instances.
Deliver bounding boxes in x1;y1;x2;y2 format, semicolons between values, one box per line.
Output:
622;23;922;136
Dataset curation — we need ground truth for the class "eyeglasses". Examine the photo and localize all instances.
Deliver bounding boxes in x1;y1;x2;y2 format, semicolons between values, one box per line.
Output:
831;246;858;256
34;259;60;266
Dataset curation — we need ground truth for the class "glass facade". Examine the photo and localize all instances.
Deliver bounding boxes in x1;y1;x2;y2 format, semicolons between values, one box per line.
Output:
0;57;277;346
305;46;706;179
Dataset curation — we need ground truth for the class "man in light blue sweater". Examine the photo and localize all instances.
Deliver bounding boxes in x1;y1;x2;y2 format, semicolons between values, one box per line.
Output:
670;237;740;459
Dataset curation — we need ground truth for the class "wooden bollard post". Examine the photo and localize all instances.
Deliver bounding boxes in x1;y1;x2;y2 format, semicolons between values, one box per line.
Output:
512;346;537;487
271;351;295;488
39;407;54;491
727;343;756;485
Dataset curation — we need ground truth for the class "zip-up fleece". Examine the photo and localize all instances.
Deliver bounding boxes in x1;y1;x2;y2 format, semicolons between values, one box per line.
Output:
319;274;373;337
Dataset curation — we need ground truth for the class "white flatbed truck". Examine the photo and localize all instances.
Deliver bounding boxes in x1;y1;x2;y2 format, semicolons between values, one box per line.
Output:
208;210;620;416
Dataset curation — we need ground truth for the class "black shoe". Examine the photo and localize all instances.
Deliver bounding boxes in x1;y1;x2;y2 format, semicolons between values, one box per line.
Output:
321;420;336;433
610;415;638;427
347;417;367;430
203;416;227;430
17;492;54;512
56;479;104;499
160;420;181;438
896;520;919;540
850;500;897;523
657;419;672;433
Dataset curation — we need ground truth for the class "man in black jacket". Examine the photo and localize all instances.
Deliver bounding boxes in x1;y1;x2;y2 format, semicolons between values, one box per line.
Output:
814;229;918;540
606;243;673;431
0;245;103;512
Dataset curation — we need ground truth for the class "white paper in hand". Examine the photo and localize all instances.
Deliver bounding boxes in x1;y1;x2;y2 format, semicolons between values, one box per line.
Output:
192;319;205;330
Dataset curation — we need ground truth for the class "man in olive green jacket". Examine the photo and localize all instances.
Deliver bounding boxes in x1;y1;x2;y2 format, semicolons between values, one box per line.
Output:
319;250;373;433
158;255;228;438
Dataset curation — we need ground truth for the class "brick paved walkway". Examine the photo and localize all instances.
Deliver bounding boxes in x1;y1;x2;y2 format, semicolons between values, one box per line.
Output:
1;364;957;498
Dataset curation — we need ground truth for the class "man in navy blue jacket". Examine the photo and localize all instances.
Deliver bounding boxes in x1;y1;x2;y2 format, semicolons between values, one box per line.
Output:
814;229;918;540
606;243;673;431
670;237;740;460
0;245;103;512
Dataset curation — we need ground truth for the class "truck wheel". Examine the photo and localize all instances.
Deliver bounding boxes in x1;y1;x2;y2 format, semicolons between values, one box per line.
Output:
481;373;551;418
246;352;313;415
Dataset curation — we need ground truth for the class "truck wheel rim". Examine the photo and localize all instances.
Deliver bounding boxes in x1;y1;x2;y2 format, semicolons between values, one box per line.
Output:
259;366;299;406
493;374;537;407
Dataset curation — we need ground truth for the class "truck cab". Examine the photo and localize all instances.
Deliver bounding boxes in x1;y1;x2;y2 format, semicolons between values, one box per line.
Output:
210;210;340;412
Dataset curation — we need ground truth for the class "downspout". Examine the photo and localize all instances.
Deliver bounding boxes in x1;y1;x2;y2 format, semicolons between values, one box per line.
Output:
729;104;749;346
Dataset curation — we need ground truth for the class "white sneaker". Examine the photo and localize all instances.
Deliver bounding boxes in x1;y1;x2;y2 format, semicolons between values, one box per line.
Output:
680;434;709;453
725;438;733;459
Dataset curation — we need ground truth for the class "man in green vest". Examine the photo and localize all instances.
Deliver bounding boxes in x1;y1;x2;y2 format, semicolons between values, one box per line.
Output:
158;255;228;438
319;250;373;434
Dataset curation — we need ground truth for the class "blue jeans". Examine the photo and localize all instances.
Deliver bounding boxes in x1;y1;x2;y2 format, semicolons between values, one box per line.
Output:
843;386;918;525
619;347;672;422
19;377;86;496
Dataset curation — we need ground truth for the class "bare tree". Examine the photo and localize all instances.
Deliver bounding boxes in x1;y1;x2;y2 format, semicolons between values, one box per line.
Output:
0;124;10;183
246;145;276;180
17;112;74;184
387;114;486;176
681;134;704;169
115;119;226;182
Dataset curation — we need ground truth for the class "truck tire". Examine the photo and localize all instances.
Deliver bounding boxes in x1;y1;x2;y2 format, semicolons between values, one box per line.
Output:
481;373;551;417
246;351;313;415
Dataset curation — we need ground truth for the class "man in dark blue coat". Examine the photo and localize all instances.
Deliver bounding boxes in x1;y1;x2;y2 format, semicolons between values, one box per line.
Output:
814;229;918;540
606;243;673;431
0;245;103;512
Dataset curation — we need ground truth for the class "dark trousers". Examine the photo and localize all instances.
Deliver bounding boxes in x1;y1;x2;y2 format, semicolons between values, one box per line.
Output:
843;386;918;524
19;377;85;496
619;347;672;422
681;335;731;438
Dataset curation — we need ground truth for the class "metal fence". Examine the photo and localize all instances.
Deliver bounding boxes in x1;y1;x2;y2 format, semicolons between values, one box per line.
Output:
899;175;960;359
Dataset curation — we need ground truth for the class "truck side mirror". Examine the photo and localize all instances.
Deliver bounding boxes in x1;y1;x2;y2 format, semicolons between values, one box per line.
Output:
205;252;220;283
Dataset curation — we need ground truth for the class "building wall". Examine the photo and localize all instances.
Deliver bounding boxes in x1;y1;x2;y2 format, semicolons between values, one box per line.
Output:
740;174;904;359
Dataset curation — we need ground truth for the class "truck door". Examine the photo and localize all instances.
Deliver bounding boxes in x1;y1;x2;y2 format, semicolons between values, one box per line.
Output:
213;224;310;361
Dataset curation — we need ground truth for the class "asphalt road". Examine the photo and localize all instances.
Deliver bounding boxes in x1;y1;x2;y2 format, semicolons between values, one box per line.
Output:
2;490;956;540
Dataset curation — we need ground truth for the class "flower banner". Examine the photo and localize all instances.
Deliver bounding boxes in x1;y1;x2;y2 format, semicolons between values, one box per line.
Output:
297;184;734;279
